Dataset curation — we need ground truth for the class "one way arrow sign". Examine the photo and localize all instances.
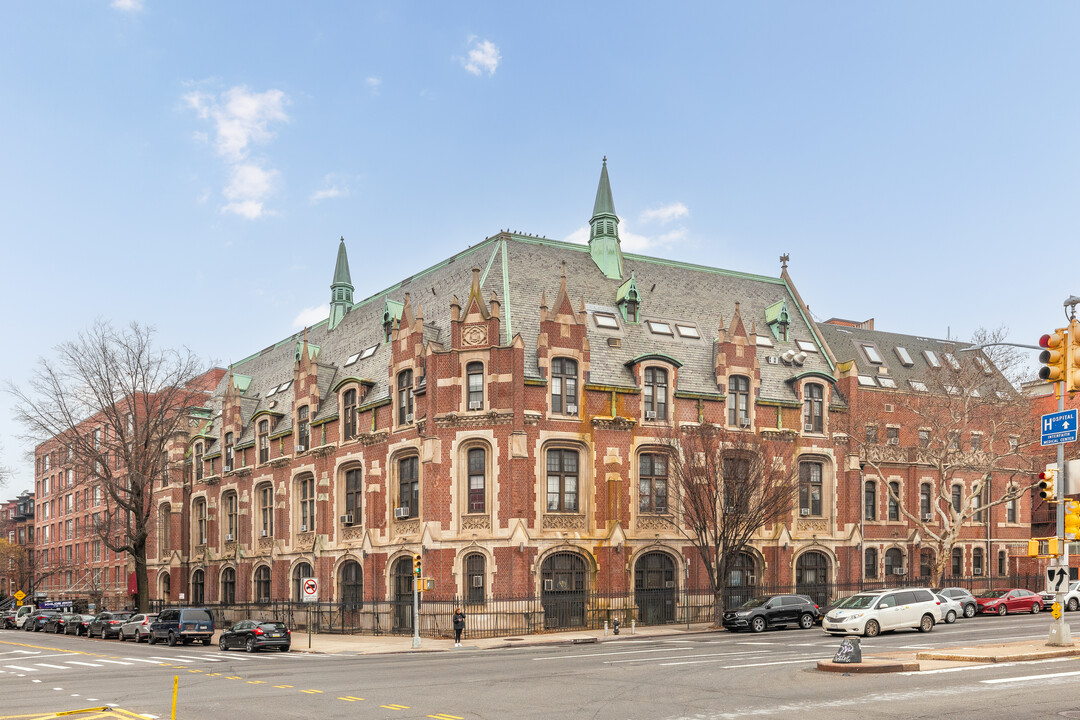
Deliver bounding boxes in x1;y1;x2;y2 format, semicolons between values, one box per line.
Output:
1046;566;1070;594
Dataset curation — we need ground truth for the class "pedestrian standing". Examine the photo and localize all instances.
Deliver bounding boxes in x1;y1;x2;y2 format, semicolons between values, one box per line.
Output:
452;607;465;647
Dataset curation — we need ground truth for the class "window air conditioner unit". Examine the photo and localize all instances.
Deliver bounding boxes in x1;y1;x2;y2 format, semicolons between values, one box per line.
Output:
665;580;675;589
892;568;904;575
405;413;414;423
260;529;268;537
296;444;306;453
888;438;899;445
394;507;410;520
800;508;811;516
645;410;657;420
472;575;483;588
225;533;233;542
739;419;750;429
544;579;554;591
922;513;933;521
340;514;354;526
804;424;814;433
468;401;482;411
973;568;983;575
300;524;308;532
566;404;578;415
726;506;737;514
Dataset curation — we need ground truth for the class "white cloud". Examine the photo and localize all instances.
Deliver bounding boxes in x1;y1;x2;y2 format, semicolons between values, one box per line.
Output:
110;0;143;11
564;225;589;245
292;305;329;329
563;216;688;254
185;85;289;219
462;37;501;76
639;202;689;225
366;77;381;95
310;186;348;204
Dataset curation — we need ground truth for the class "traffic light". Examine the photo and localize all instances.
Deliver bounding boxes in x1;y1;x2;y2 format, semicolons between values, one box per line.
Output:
1039;465;1058;501
1065;500;1080;540
1047;537;1062;556
413;553;422;577
1039;328;1069;383
1069;319;1080;392
1028;538;1040;557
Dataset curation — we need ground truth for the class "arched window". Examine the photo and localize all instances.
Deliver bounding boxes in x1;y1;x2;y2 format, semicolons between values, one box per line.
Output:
220;567;236;604
920;483;932;520
887;482;900;521
951;547;963;576
972;547;985;575
727;375;750;427
951;485;962;514
258;420;270;464
193;498;207;546
467;448;486;513
297;406;310;452
194;442;203;482
298;475;315;532
160;572;171;600
398;456;419;519
998;549;1007;576
466;362;484;411
864;481;877;521
465;553;485;604
795;551;830;606
397;370;414;424
158;505;171;553
191;569;205;605
727;552;757;600
344;467;362;525
644;367;668;421
222;491;238;542
803;383;823;433
254;565;271;603
292;562;314;602
224;432;235;472
257;483;274;537
638;452;668;514
920;549;933;578
342;389;357;440
551;358;578;415
339;560;362;610
884;548;904;577
546;448;579;512
799;461;823;517
864;547;878;578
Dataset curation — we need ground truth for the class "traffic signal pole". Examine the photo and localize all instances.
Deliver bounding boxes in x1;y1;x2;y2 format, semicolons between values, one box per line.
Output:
1049;379;1072;647
412;553;422;649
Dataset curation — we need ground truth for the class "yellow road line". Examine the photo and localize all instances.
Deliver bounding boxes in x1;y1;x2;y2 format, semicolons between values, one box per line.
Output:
428;715;465;720
225;676;242;680
301;689;323;694
246;680;265;684
273;684;293;689
380;705;410;710
337;696;364;701
206;673;221;677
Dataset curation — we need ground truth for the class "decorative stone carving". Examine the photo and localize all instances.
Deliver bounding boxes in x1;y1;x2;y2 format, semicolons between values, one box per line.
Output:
434;411;513;429
592;416;636;430
462;515;491;531
341;526;365;542
542;514;586;530
257;537;274;552
461;324;488;347
296;531;315;545
310;444;336;458
797;519;829;533
864;445;912;464
223;541;237;554
268;457;292;468
395;520;420;536
635;515;674;532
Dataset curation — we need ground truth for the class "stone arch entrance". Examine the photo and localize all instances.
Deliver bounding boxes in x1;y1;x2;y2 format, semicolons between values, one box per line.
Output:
634;551;677;625
391;557;414;633
541;552;588;629
795;550;830;607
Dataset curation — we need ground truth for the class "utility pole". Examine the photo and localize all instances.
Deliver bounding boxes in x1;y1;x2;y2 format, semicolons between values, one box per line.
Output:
412;553;422;649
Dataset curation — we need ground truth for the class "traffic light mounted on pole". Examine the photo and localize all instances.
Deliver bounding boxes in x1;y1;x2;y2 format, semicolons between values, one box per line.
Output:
1039;328;1070;383
413;553;422;577
1069;319;1080;393
1065;500;1080;540
1039;464;1058;501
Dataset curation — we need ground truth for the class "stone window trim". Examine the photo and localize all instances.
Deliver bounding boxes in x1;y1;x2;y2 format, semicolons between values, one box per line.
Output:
465;360;485;413
636;448;670;516
192;495;208;547
541;441;589;516
726;374;751;429
460;550;491;604
641;364;671;424
459;440;493;516
801;381;825;435
885;478;903;523
296;473;316;534
798;458;826;518
341;462;363;526
396;368;415;428
864;478;878;522
341;387;358;442
394;451;421;520
549;356;580;418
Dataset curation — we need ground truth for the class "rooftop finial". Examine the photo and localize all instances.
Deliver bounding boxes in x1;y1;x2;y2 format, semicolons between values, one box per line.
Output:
602;155;607;164
561;260;566;280
780;253;790;271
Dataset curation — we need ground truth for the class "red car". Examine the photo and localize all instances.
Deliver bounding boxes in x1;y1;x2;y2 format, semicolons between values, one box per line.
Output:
975;588;1043;615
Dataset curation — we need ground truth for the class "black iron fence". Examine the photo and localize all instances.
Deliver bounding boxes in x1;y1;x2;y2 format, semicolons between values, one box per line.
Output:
148;573;1043;640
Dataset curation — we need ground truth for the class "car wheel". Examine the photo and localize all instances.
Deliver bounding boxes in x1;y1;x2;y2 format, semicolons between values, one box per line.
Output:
55;626;62;634
147;634;157;645
219;636;229;651
1068;598;1079;612
1031;603;1042;614
945;610;957;624
750;616;767;633
119;631;126;641
202;637;211;646
864;619;880;638
997;605;1007;616
799;613;814;630
167;632;177;647
279;645;289;653
964;603;976;619
246;637;257;653
918;614;935;633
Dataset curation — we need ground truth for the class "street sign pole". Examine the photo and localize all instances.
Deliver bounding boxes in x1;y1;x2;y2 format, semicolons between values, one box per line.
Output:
412;577;421;649
1049;380;1072;647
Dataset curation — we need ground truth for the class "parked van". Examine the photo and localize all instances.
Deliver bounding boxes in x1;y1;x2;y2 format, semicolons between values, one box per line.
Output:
148;608;215;646
14;605;36;629
822;588;940;637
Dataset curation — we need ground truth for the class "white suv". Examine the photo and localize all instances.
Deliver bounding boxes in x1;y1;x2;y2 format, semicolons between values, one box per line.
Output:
1040;581;1080;612
823;588;940;637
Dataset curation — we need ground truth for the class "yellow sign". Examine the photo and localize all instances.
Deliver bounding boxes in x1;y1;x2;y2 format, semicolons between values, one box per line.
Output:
13;590;25;601
1052;602;1063;620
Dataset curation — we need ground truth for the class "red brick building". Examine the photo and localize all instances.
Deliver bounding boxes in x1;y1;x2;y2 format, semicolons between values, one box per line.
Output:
2;491;35;600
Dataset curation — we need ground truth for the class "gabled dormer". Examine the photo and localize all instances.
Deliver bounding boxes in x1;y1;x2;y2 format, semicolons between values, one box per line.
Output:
616;273;640;324
588;157;624;280
383;297;404;342
537;263;591;416
450;266;501;350
765;299;791;342
715;302;761;395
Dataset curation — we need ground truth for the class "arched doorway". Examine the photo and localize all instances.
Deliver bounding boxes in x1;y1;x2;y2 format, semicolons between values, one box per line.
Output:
191;569;205;605
795;551;830;607
727;552;759;609
339;560;362;610
541;552;588;629
159;572;171;602
391;557;414;633
634;552;676;624
292;562;313;602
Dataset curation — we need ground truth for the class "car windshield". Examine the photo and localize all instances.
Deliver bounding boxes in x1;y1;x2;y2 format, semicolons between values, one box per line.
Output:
835;594;878;609
257;622;288;631
113;613;133;620
738;597;771;609
976;590;1008;598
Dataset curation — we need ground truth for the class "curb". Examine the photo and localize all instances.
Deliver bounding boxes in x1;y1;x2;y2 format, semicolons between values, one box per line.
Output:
916;646;1080;663
817;659;919;674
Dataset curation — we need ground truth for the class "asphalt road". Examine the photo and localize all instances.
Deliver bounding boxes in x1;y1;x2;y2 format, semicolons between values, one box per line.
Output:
3;613;1080;720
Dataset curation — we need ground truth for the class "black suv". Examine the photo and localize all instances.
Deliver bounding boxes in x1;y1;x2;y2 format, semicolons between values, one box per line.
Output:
932;587;977;619
149;607;215;646
88;611;133;639
723;594;820;633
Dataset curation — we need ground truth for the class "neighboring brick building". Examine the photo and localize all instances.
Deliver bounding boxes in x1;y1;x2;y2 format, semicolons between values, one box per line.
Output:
1;491;35;600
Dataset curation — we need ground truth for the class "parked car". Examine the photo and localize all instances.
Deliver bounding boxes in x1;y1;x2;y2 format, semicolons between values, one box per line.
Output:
1040;581;1080;612
148;608;215;646
1;611;16;629
722;594;820;633
218;620;291;653
975;588;1042;616
88;611;133;639
13;605;37;629
66;614;96;636
934;593;962;624
822;587;940;637
42;613;79;634
25;610;60;632
119;613;158;642
932;587;978;619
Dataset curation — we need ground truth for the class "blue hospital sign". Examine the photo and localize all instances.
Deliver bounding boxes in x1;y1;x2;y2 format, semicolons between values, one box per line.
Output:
1041;409;1078;446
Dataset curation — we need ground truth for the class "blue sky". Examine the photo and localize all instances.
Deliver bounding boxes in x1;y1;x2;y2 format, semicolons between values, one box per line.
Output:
2;2;1078;495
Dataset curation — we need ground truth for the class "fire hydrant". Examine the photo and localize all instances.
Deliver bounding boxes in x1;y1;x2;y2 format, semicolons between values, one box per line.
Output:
613;618;621;635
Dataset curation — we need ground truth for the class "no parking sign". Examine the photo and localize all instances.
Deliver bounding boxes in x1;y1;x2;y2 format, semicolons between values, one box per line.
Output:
301;577;319;603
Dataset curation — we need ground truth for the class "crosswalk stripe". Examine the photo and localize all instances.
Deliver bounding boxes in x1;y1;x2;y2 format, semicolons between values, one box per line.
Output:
981;670;1080;685
95;659;133;665
66;662;104;667
5;665;39;672
122;658;165;664
174;655;224;662
149;657;191;663
35;664;70;670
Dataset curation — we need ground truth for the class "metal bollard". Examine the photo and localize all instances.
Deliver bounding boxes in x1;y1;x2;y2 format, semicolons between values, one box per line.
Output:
613;619;620;635
604;621;608;636
631;619;636;635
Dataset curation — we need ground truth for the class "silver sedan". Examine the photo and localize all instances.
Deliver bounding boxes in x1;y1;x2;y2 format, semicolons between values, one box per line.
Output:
119;613;158;642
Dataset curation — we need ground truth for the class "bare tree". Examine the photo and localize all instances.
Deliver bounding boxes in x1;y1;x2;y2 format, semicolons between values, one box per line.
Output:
661;422;800;625
9;321;208;612
843;327;1038;585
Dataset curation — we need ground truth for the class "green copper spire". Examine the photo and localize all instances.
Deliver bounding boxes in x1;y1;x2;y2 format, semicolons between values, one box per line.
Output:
588;157;624;280
328;237;354;330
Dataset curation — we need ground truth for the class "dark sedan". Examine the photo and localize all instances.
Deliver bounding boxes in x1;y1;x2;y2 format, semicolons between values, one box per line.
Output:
66;614;96;636
218;620;291;653
88;611;133;639
722;594;820;633
42;613;80;634
25;611;60;632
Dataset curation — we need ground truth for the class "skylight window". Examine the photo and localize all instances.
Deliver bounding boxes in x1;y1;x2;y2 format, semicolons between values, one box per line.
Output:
265;386;278;398
359;344;378;360
857;375;877;387
862;345;883;364
675;324;700;339
923;351;941;368
944;353;961;370
594;313;619;330
647;321;673;336
277;380;292;393
975;356;993;375
877;377;897;388
344;352;361;367
909;380;928;392
894;347;914;366
796;340;818;352
944;385;960;395
755;335;774;347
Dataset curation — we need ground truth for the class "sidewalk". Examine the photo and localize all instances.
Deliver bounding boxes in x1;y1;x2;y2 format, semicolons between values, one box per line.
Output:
287;621;719;655
818;639;1080;674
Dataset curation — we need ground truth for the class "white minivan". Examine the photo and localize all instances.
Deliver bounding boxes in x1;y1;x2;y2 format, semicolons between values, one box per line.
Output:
822;588;940;637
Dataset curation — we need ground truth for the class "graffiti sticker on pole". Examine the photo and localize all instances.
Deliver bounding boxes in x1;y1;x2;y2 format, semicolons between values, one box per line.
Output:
301;577;319;603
